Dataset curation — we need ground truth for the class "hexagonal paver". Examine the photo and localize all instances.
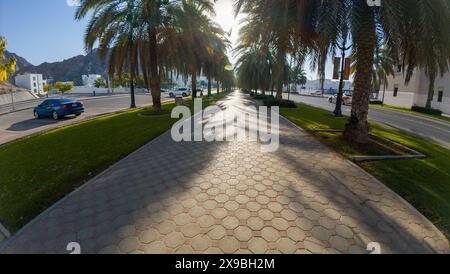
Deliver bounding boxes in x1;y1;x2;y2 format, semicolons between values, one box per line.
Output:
208;225;227;240
277;238;297;253
304;209;321;221
143;241;167;254
173;213;192;226
259;209;274;221
312;226;332;241
215;194;229;203
248;237;268;254
156;221;176;235
191;235;211;252
211;208;228;219
247;201;261;212
267;202;283;213
198;215;216;228
139;228;158;244
165;232;185;248
219;236;240;253
189;206;206;218
287;227;306;242
336;224;354;239
234;226;253;242
261;227;281;242
280;209;297;221
247;217;265;231
118;237;140;253
181;223;202;238
223;216;240;230
224;201;239;211
319;216;337;230
235;209;251;220
235;195;250;204
272;218;290;231
330;235;350;252
295;217;314;231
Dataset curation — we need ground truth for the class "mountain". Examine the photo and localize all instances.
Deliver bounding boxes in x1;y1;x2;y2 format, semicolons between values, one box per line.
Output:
5;51;33;72
9;50;109;83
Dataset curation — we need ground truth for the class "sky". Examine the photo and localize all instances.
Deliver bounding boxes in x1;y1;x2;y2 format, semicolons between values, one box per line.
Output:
0;0;334;80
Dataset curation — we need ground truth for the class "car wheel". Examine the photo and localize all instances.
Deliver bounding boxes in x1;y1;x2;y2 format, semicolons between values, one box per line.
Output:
34;111;40;119
169;93;174;98
328;98;333;104
182;93;187;97
52;111;59;120
75;113;81;117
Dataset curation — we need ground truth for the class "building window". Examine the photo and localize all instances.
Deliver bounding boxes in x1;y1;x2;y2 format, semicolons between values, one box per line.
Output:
33;83;36;87
438;91;444;103
33;88;37;93
393;87;399;97
33;77;36;81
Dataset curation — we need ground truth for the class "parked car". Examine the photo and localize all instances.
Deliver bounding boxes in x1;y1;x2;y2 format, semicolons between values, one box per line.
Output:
34;98;85;120
169;87;191;98
328;93;353;105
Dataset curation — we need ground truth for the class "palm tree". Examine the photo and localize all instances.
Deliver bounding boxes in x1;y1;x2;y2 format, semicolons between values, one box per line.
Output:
77;0;216;112
302;0;450;143
76;0;142;109
372;44;396;105
236;46;273;95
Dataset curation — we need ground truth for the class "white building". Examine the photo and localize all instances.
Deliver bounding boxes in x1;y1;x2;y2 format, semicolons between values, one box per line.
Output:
82;74;102;87
298;79;353;94
14;73;46;95
380;68;450;115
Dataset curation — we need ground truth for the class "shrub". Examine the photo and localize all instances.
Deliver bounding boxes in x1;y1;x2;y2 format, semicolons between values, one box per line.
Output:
370;100;384;105
411;105;443;116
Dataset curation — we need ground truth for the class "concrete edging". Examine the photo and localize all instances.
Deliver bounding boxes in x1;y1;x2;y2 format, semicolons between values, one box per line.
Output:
310;128;427;163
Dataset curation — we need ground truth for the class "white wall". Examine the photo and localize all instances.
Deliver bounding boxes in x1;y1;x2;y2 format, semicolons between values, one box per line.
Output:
68;86;148;94
382;69;450;115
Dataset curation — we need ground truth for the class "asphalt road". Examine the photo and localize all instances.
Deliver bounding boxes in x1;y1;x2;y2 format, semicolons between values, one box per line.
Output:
284;93;450;149
0;93;171;145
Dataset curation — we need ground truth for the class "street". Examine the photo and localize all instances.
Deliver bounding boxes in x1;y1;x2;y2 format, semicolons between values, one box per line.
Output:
284;94;450;149
0;93;172;145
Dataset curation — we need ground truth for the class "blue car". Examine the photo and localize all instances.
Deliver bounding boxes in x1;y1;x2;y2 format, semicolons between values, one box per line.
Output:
34;98;85;120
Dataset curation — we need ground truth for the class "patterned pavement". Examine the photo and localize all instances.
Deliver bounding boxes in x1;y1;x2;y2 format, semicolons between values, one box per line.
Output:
1;92;448;254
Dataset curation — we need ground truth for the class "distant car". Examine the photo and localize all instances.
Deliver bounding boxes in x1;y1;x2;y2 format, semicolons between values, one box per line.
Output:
161;88;170;93
34;98;85;120
169;88;191;98
328;93;353;105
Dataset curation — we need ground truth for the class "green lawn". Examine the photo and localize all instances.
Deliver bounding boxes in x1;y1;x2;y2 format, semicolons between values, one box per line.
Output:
281;103;450;240
0;92;230;232
370;103;450;123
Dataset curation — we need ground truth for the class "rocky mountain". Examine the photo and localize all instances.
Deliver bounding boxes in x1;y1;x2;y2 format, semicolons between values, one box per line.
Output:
8;50;109;84
5;51;32;72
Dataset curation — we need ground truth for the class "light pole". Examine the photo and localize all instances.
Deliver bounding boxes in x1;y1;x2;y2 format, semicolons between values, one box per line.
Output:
333;33;352;117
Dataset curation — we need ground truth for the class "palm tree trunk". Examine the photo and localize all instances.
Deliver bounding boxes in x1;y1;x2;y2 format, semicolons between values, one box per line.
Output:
129;77;136;109
192;73;197;99
207;75;212;97
275;49;285;102
344;4;376;144
425;74;436;109
149;26;161;112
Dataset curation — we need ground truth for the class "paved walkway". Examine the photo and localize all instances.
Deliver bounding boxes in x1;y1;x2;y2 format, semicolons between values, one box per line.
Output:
1;92;448;254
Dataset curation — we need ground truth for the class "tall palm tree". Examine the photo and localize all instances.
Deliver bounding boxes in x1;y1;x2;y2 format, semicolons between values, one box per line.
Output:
76;0;143;109
307;0;450;143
